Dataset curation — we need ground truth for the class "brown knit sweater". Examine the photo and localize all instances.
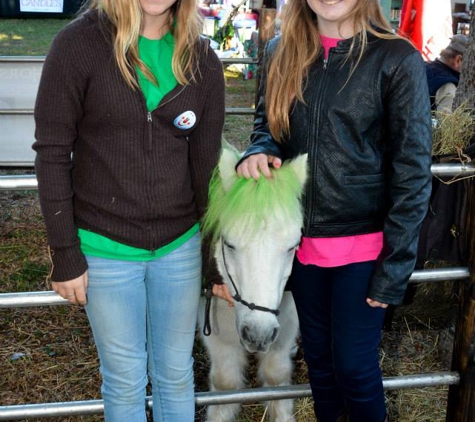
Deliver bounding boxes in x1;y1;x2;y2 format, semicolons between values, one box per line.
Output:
33;10;225;281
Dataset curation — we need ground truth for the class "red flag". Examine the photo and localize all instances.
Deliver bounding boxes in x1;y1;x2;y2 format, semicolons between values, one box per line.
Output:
399;0;424;51
398;0;453;61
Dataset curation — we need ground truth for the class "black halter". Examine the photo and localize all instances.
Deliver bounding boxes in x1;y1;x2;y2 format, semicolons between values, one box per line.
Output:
202;239;280;337
220;240;281;316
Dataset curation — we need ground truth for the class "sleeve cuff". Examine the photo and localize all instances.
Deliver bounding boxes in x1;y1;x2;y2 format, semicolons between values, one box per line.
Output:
48;245;88;282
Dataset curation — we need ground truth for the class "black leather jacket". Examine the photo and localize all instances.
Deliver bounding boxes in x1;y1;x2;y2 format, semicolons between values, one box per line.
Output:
240;33;432;305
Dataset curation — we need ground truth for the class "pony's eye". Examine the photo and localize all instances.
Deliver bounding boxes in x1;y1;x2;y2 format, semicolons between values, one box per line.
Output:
223;240;236;250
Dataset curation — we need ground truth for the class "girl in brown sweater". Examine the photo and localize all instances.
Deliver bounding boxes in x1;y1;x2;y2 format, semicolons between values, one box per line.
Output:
33;0;225;420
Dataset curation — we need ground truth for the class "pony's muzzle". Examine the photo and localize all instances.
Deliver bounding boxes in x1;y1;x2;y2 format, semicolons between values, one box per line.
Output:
240;324;280;353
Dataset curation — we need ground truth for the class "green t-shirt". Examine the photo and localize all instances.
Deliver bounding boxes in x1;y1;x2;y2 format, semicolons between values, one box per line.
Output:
137;31;177;111
78;224;199;261
79;31;195;261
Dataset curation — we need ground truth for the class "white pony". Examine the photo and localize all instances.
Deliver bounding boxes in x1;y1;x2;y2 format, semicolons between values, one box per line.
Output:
199;145;307;422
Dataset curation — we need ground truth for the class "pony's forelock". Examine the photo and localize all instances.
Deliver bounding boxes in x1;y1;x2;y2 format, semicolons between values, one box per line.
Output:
203;163;304;246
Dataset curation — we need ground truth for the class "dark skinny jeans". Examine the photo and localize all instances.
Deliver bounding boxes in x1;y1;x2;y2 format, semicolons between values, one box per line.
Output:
290;259;387;422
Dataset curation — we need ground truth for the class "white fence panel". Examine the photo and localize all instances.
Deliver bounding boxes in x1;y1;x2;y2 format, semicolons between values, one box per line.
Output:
0;114;36;166
0;58;43;167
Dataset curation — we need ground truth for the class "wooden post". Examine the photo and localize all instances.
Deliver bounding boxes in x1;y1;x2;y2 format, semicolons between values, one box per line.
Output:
452;3;475;110
258;8;276;45
446;178;475;422
255;7;276;106
444;5;475;408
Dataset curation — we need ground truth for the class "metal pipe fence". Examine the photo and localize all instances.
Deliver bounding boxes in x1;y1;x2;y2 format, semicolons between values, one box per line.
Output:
0;56;257;123
0;56;259;64
0;372;461;420
0;107;255;117
0;267;469;308
2;163;474;190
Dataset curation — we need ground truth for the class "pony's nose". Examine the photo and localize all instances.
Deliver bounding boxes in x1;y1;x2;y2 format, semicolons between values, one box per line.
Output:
241;325;251;343
270;327;279;343
241;325;280;350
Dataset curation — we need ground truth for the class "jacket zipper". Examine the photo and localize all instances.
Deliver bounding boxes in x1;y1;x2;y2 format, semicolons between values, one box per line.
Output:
305;51;332;233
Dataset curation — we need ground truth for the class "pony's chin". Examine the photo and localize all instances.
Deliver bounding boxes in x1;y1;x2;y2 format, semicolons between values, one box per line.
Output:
240;339;272;354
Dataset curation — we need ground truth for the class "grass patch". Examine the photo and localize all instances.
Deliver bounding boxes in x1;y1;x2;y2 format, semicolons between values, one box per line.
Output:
432;101;475;158
224;115;254;151
0;19;71;55
223;70;256;151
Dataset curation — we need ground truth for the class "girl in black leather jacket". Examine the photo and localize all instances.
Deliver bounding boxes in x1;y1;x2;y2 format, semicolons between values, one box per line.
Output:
229;0;432;421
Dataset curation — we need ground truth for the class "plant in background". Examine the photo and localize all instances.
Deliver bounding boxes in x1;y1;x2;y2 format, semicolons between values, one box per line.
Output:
432;101;475;160
213;18;235;50
212;0;247;51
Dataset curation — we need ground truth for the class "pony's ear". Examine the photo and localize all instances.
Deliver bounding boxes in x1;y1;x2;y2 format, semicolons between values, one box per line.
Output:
219;146;240;192
287;154;308;188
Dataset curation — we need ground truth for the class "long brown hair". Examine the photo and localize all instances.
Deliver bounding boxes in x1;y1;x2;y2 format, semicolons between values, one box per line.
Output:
266;0;399;141
88;0;203;89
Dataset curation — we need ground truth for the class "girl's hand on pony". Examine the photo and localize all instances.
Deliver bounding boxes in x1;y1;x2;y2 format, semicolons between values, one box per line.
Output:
212;283;234;307
366;298;388;309
52;271;89;306
237;153;282;180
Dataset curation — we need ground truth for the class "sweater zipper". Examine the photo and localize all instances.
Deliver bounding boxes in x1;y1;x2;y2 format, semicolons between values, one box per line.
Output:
305;53;331;234
146;111;153;156
139;84;186;254
146;111;156;254
157;85;187;109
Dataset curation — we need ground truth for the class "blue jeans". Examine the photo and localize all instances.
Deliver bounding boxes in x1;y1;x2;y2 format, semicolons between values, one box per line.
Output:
84;233;202;422
290;259;387;422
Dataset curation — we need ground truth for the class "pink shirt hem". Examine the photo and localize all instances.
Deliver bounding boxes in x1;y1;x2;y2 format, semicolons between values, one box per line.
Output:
296;232;384;268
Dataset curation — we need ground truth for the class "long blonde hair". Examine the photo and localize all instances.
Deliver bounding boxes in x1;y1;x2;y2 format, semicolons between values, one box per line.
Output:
88;0;203;88
266;0;399;141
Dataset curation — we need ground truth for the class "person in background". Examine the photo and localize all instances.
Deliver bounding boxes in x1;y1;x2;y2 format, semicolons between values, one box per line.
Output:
32;0;225;420
213;0;432;421
426;34;468;112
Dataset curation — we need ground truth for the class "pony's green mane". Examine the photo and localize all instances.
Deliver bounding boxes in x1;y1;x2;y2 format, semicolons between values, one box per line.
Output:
202;158;304;246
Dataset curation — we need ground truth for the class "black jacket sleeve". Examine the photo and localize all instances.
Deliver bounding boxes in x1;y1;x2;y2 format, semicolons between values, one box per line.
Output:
236;37;284;167
368;49;433;305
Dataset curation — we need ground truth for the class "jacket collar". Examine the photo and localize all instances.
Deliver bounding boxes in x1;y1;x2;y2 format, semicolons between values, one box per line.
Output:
332;26;389;53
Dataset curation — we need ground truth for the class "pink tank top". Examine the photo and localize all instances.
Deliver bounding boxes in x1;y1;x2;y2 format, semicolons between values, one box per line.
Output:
296;34;383;268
